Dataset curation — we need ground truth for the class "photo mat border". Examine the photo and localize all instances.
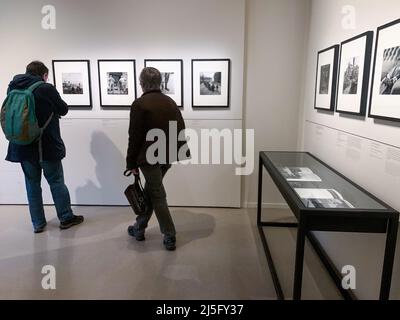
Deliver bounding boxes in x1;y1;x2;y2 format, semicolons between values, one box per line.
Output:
314;45;340;112
335;31;374;116
97;59;137;109
191;58;231;109
144;59;184;108
368;18;400;122
52;59;93;109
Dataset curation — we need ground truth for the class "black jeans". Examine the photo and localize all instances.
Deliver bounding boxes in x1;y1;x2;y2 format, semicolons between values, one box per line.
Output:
134;164;176;238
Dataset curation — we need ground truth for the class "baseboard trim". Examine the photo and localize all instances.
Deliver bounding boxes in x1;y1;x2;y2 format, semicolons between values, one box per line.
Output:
0;202;288;210
244;202;289;209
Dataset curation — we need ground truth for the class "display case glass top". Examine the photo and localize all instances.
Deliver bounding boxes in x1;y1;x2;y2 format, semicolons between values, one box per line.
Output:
262;151;387;210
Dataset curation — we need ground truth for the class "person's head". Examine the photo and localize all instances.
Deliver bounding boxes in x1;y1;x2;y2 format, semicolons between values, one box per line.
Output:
140;67;161;93
26;61;49;82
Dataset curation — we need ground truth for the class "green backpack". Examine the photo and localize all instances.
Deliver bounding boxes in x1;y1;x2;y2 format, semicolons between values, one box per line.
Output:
1;81;53;146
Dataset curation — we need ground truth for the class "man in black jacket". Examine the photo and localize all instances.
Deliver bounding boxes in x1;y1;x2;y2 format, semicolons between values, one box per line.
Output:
126;67;188;251
5;61;83;233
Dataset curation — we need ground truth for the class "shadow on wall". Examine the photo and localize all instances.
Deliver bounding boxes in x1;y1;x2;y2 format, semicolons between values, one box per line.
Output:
76;131;128;205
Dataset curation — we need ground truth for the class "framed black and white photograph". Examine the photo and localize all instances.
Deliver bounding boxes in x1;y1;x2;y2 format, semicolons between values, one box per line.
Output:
314;45;340;111
52;60;92;108
144;59;183;108
192;59;230;108
369;19;400;122
336;31;373;116
98;60;137;108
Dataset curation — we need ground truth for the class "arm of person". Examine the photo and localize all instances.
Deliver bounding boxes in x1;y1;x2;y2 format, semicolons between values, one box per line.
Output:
176;106;191;160
126;101;146;170
176;107;186;132
45;84;69;116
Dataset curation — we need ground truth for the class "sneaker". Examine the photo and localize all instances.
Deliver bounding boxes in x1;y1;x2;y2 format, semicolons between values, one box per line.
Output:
163;236;176;251
127;225;145;241
34;222;47;234
59;215;84;230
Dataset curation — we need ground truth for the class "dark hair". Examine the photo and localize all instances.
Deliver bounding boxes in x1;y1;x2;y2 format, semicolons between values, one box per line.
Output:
26;61;49;77
140;67;162;92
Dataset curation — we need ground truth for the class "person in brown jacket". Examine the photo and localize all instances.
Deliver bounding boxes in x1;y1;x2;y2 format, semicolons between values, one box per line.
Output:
126;67;189;251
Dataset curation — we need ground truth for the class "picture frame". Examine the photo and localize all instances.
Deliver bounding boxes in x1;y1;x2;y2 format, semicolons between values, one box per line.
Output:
314;45;340;111
192;59;230;108
336;31;374;116
144;59;183;108
52;60;92;109
369;18;400;122
98;59;137;108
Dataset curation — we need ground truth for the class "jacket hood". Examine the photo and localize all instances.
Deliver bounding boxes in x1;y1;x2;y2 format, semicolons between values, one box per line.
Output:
8;73;43;92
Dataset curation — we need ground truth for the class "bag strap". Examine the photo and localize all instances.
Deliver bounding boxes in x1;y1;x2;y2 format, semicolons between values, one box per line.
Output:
124;170;141;177
123;170;143;186
134;174;145;193
38;113;54;163
41;113;54;131
124;170;133;177
27;81;45;93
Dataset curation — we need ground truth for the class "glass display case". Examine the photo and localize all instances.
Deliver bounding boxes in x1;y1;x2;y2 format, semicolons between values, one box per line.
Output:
257;151;399;300
267;152;386;210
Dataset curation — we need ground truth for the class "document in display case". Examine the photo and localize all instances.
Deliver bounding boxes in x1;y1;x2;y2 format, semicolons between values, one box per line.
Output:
294;188;354;209
278;167;322;182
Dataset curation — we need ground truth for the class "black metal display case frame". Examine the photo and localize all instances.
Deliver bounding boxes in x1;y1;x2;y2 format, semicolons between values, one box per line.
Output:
257;151;399;300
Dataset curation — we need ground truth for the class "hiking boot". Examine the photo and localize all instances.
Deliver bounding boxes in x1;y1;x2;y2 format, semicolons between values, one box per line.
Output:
59;215;84;230
163;236;176;251
34;222;47;234
128;225;145;241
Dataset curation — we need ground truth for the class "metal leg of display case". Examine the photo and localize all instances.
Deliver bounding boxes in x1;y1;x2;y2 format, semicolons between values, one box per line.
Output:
261;222;298;228
306;232;357;300
379;216;399;300
257;159;285;300
257;159;263;226
257;226;285;300
293;217;306;300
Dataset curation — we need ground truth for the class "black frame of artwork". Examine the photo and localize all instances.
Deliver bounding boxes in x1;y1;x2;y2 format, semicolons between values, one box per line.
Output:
314;45;340;111
191;58;231;109
336;31;374;116
52;60;93;109
369;18;400;122
97;59;137;109
144;59;184;108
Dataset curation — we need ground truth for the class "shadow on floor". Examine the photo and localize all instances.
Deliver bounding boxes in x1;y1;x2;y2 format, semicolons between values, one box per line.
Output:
126;208;216;252
46;207;132;240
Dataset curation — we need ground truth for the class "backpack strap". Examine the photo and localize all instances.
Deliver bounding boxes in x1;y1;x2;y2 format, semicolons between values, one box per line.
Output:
27;81;45;93
22;80;49;162
38;113;54;163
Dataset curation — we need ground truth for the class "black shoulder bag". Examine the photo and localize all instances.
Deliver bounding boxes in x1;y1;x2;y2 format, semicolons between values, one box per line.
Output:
123;170;149;215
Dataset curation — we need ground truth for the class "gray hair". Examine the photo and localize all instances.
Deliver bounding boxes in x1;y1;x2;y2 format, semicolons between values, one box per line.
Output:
140;67;162;92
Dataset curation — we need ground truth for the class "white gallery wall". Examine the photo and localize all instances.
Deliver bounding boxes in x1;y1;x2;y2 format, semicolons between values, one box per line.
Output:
299;0;400;299
242;0;311;207
0;0;245;207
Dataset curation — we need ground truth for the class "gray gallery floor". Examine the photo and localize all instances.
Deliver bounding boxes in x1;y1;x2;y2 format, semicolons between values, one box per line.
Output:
0;206;341;300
